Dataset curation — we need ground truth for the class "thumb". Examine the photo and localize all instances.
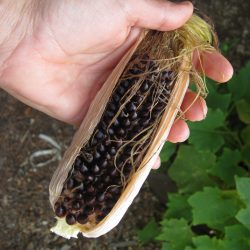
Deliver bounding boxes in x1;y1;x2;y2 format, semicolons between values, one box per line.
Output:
124;0;193;31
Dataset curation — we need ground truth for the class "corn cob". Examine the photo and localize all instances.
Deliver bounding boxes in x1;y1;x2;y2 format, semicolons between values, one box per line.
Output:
49;14;217;238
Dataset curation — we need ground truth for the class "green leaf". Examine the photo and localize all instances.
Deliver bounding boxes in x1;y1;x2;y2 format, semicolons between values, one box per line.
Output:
241;126;250;145
220;42;230;55
161;242;171;250
236;207;250;231
236;99;250;124
225;224;250;239
228;62;250;102
160;142;177;164
235;176;250;206
189;109;226;152
169;145;216;193
220;39;240;55
209;148;244;186
156;218;193;250
242;145;250;167
165;193;192;221
206;80;231;112
138;219;160;244
184;247;194;250
223;224;250;249
188;187;240;231
192;236;224;250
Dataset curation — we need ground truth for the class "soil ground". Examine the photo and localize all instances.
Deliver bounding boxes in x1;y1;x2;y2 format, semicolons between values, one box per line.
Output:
0;1;249;249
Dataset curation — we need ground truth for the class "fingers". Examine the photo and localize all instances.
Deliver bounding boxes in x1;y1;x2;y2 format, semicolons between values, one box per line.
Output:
167;119;190;143
152;156;161;170
124;0;193;31
193;50;234;83
167;89;207;143
181;91;208;121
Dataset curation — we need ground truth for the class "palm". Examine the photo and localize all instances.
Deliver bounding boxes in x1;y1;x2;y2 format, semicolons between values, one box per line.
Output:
1;1;141;124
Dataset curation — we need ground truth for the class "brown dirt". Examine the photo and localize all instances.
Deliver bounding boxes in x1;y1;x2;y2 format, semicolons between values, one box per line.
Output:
0;1;249;249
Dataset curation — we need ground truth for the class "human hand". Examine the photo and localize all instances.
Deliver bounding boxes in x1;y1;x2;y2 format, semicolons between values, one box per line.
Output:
0;0;233;167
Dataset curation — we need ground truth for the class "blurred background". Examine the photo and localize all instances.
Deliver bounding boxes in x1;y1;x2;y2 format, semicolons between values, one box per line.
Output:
0;1;249;249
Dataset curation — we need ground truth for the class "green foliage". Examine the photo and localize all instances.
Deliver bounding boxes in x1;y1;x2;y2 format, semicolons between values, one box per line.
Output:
223;225;250;250
138;61;250;249
235;177;250;205
241;126;250;145
220;39;240;55
164;193;192;221
236;99;250;124
236;208;250;231
190;236;224;250
160;142;177;164
228;62;250;102
156;218;193;250
205;79;231;112
137;219;160;244
188;187;240;231
209;148;243;186
188;109;225;152
168;145;215;193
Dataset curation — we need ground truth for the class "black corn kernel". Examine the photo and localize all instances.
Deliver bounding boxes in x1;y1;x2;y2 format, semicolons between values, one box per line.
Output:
108;103;117;112
113;119;120;127
76;192;84;200
86;195;96;205
97;144;105;153
132;95;143;103
96;181;105;190
74;157;82;170
130;111;138;120
86;174;94;182
66;178;75;189
109;167;118;177
91;138;98;146
121;80;130;88
77;213;88;224
55;205;66;218
97;192;105;202
105;110;115;118
85;206;94;215
116;128;125;137
141;81;149;92
72;201;81;210
96;214;106;222
127;102;136;112
95;130;105;140
109;147;116;156
79;163;88;173
104;152;111;161
117;86;126;95
66;214;76;225
112;94;120;103
91;164;100;173
86;184;95;194
100;159;108;168
103;175;111;183
108;128;115;136
122;118;131;127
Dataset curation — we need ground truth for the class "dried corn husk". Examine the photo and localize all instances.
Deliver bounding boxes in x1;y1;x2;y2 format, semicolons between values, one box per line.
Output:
49;14;217;238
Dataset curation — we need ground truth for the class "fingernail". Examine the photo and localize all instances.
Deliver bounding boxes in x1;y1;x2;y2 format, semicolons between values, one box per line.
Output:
201;99;208;119
152;156;161;170
178;1;193;7
181;125;190;142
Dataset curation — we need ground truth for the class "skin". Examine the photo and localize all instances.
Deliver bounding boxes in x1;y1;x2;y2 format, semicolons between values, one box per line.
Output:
0;0;233;169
